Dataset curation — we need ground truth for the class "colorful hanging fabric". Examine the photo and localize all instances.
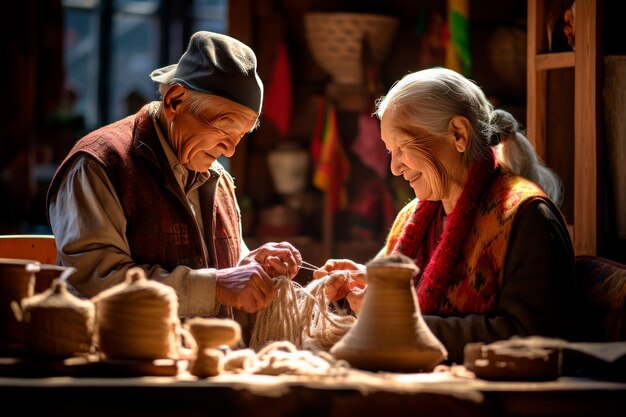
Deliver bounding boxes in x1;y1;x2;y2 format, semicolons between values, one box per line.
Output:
445;0;471;76
350;112;389;179
263;40;292;138
312;101;351;213
309;96;326;164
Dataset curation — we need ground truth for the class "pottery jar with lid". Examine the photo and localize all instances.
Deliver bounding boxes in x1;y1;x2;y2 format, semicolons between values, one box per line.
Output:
14;274;95;358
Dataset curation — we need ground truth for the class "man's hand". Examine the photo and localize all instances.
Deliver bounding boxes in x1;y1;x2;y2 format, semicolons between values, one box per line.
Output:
240;241;302;279
216;263;275;313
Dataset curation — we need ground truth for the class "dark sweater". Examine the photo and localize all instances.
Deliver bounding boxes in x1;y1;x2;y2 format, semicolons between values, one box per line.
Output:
424;200;576;364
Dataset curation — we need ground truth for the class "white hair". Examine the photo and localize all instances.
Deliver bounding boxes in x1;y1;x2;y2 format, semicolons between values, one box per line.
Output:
374;67;563;206
157;83;259;130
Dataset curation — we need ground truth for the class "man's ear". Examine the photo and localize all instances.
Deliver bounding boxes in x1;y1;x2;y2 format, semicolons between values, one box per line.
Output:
450;115;470;153
162;84;186;121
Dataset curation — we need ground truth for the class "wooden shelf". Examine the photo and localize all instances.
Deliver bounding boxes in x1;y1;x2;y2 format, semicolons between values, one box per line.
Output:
526;0;600;255
535;51;574;69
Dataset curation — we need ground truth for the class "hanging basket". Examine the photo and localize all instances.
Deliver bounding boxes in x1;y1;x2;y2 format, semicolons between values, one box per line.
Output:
304;13;400;86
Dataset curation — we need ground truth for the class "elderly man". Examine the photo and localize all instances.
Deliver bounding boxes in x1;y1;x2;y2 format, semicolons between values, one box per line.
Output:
46;31;301;322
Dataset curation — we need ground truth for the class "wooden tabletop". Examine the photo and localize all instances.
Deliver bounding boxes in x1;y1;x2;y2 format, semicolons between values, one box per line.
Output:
2;371;625;417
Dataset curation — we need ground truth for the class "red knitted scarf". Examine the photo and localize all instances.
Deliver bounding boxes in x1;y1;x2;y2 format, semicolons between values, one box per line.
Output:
392;150;498;314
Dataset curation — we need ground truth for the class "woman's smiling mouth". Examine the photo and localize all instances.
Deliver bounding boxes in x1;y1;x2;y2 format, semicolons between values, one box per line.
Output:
406;173;422;184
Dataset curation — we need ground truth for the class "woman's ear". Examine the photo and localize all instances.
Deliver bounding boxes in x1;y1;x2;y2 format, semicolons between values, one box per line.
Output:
450;116;470;153
162;84;186;121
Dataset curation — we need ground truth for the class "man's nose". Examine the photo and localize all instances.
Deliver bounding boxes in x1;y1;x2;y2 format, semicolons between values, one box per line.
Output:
222;139;237;157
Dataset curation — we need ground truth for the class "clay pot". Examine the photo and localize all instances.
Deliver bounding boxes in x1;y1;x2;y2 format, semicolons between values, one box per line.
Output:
34;264;71;294
0;258;39;349
330;255;447;372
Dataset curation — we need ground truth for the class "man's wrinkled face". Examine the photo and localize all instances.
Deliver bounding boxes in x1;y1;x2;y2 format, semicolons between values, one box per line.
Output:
170;110;255;171
164;87;258;172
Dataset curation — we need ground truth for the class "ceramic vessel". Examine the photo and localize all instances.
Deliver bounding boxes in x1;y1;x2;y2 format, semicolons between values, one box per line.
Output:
330;255;447;372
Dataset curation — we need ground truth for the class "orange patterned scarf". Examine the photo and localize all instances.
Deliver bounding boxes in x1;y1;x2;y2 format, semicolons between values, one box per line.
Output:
385;151;549;315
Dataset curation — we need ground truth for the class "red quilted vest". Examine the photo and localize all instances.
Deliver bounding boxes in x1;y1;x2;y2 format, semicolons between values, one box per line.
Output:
47;104;241;272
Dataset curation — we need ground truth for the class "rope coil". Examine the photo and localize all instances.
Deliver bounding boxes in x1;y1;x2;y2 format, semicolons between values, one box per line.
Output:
92;267;193;361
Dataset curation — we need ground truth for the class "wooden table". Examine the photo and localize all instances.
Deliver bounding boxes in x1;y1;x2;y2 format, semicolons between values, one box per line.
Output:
1;372;625;417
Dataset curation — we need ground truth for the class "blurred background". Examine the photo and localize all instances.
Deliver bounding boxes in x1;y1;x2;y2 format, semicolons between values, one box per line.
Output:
1;0;230;235
2;0;624;265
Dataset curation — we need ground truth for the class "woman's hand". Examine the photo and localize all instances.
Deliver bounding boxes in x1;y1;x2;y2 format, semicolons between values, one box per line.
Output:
312;259;366;283
312;259;367;306
239;241;302;280
346;280;366;313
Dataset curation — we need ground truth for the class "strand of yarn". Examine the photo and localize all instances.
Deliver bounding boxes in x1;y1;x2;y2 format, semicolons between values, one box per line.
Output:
92;267;192;360
302;278;356;351
249;276;356;351
249;275;303;348
223;340;350;376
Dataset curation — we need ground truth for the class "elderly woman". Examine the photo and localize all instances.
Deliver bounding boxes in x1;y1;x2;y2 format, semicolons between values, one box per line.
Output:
316;68;576;363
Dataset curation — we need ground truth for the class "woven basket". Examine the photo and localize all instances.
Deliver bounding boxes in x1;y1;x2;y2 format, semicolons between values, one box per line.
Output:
304;13;399;85
17;279;94;358
92;267;182;360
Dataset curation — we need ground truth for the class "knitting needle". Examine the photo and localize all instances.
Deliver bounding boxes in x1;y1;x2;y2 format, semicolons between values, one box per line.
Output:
299;261;321;272
300;261;361;279
265;258;321;272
